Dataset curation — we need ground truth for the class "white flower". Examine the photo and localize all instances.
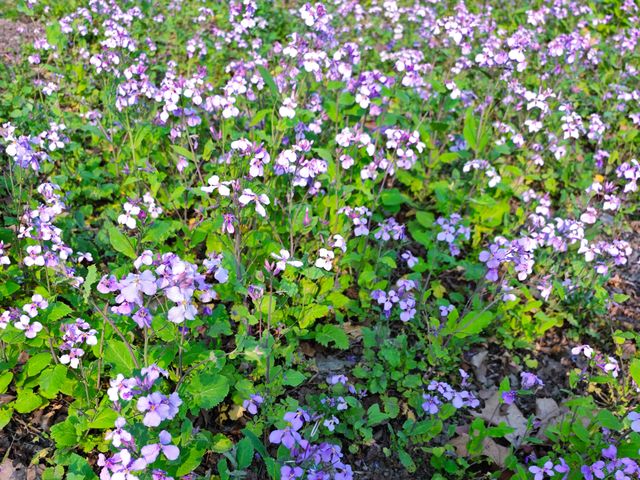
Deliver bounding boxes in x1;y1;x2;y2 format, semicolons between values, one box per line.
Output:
238;189;270;217
271;249;303;274
315;248;335;271
201;175;231;196
279;97;297;119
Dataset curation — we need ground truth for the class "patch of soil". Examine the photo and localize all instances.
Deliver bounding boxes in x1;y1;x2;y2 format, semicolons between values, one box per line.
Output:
0;18;41;65
608;221;640;331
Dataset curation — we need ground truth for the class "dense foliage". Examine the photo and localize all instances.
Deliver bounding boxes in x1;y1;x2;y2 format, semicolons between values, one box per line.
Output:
1;0;640;478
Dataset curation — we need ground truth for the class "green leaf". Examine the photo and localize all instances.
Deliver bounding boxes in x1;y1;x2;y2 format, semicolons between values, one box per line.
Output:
236;437;254;470
449;310;494;338
108;225;137;259
171;144;195;161
89;406;119;429
367;403;389;426
104;340;139;376
0;371;13;394
39;365;68;398
83;265;98;304
50;418;79;448
47;302;73;322
315;324;349;349
630;359;640;388
176;439;206;476
463;108;478;151
0;406;13;430
299;304;329;329
398;449;416;473
249;108;271;127
211;433;234;453
185;373;230;410
257;66;279;98
282;369;306;387
15;389;42;413
26;352;52;377
381;188;407;206
0;281;20;299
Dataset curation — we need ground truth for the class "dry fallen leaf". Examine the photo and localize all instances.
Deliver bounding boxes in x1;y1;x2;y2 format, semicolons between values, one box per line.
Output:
474;391;528;444
0;459;26;480
451;432;511;467
470;350;489;384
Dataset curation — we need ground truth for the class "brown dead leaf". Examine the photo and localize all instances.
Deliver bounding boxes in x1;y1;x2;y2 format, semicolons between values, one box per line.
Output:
0;395;16;406
0;459;26;480
474;391;528;444
227;404;246;421
450;433;511;467
470;350;489;384
342;322;363;340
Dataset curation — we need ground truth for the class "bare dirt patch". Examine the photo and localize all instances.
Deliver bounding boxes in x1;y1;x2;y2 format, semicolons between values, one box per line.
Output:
0;18;42;64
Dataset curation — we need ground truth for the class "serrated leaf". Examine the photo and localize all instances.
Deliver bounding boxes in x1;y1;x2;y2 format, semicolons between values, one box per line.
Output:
15;389;42;413
184;373;229;410
299;304;329;329
38;365;68;398
315;324;349;349
47;302;73;322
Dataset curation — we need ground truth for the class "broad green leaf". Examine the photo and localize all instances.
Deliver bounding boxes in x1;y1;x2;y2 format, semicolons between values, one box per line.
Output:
0;371;13;394
15;389;42;413
26;352;52;376
108;225;137;259
104;340;139;376
236;437;254;470
282;369;306;387
47;302;73;322
184;373;230;410
39;365;68;398
315;324;349;350
449;310;494;338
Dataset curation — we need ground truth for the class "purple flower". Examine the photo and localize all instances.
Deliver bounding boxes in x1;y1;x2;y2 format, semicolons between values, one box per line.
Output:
281;465;304;479
421;394;441;415
520;372;544;390
136;392;181;427
627;412;640;432
242;394;264;415
502;390;517;405
529;461;554;480
119;270;157;304
141;430;180;464
269;426;302;450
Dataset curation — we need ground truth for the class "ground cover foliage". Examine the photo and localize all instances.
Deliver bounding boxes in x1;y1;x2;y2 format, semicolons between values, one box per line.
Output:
1;0;640;479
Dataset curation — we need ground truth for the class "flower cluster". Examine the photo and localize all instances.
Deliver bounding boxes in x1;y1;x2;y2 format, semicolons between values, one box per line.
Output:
371;279;417;322
0;294;48;339
435;214;470;256
98;251;221;326
421;378;479;415
100;365;183;480
59;318;98;368
117;193;164;230
269;409;353;480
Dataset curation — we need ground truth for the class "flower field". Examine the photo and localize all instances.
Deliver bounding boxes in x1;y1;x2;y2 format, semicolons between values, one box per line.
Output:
1;0;640;479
